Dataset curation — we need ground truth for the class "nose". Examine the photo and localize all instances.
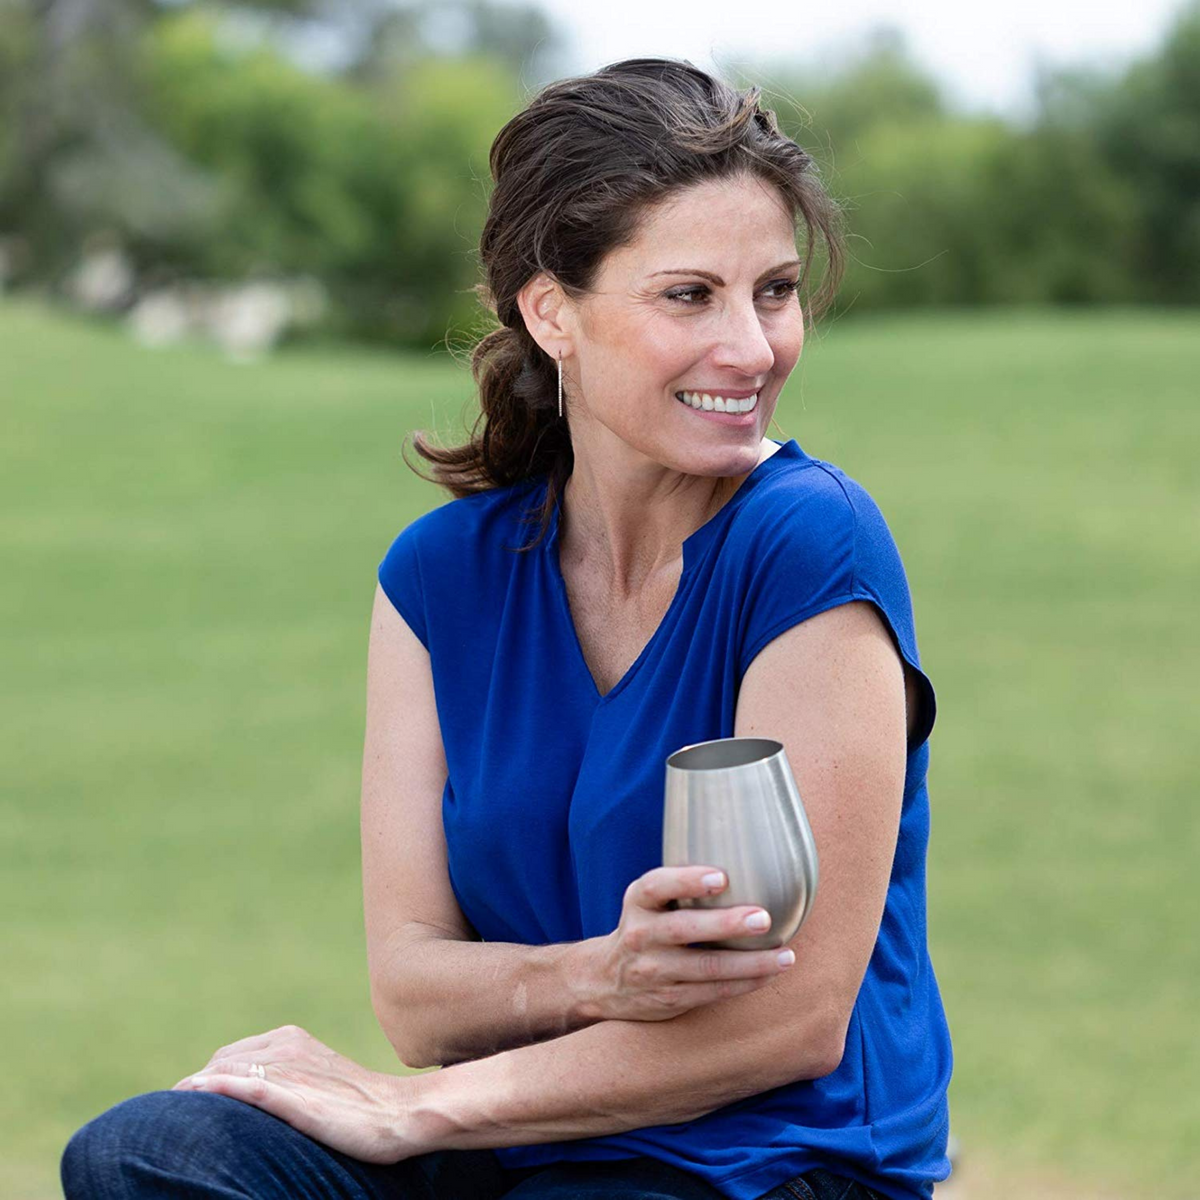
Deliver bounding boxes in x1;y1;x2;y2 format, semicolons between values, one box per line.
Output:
711;296;777;381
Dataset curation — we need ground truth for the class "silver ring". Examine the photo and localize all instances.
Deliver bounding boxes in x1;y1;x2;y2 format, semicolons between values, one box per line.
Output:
249;1062;266;1080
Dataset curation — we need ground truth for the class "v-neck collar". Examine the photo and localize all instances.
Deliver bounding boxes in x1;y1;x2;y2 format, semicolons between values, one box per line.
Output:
543;438;804;704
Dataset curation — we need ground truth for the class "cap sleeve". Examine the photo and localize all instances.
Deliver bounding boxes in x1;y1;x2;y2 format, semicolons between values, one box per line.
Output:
377;520;428;650
736;468;936;750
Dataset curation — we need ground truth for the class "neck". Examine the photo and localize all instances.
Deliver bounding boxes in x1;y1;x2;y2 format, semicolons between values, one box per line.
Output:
557;438;777;597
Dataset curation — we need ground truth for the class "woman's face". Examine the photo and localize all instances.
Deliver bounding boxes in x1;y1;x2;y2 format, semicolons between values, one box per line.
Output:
566;172;805;477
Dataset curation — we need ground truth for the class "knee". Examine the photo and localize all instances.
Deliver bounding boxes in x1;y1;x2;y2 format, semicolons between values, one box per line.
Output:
61;1088;267;1197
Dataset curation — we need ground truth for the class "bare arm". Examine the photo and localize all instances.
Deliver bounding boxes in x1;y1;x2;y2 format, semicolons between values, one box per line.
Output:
372;931;599;1069
401;599;912;1146
409;986;835;1148
363;582;604;1069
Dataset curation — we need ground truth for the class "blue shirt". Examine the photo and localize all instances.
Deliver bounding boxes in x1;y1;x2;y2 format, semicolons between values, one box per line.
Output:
377;437;953;1200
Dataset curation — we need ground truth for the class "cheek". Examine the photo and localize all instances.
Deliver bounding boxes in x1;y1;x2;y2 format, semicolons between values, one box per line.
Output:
772;313;804;367
639;319;697;367
611;333;698;408
596;305;689;369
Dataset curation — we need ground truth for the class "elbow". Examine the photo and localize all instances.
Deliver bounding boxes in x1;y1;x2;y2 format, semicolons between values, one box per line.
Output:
734;1021;846;1103
370;985;440;1071
771;1016;847;1085
809;1012;850;1079
811;1031;847;1079
391;1033;441;1073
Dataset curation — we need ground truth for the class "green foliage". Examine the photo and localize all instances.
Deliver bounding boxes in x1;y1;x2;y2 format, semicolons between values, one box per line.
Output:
0;4;33;187
369;53;519;339
141;9;389;276
1093;0;1200;301
1;2;1198;337
834;116;1016;307
758;28;1146;313
760;26;946;156
827;113;1139;309
136;10;518;342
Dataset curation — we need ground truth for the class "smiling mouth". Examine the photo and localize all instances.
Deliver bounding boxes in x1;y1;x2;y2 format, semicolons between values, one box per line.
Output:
674;390;759;414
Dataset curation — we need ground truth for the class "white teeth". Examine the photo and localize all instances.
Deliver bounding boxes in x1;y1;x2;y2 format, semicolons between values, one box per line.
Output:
675;390;758;413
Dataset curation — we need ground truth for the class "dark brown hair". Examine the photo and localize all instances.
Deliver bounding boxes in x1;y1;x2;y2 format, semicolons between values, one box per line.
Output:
404;56;846;551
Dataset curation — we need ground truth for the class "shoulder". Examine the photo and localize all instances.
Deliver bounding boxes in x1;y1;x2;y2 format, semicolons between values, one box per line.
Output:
758;451;888;523
382;477;543;566
726;452;919;649
377;478;544;646
729;454;858;571
736;453;906;581
730;451;936;743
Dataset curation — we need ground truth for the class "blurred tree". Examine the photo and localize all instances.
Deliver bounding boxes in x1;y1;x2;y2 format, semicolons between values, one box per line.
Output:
341;0;563;86
0;3;34;196
139;7;522;342
0;0;216;282
0;0;1192;338
1094;0;1200;302
834;115;1019;308
0;0;558;341
746;23;1142;311
369;52;522;338
747;26;946;176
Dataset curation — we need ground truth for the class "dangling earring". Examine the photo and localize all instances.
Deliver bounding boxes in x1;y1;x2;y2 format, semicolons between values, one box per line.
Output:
557;349;563;419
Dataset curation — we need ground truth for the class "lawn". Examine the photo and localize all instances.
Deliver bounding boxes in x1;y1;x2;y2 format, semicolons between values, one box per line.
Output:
2;299;1196;1198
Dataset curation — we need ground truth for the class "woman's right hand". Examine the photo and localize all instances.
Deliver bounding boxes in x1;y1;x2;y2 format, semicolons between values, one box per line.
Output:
576;866;797;1023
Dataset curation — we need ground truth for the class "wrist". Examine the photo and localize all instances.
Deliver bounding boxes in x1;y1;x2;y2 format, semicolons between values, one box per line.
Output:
385;1070;439;1160
401;1057;501;1153
393;1068;457;1156
563;935;609;1024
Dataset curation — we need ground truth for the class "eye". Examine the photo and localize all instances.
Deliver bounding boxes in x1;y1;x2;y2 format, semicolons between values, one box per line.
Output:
665;278;801;306
765;278;801;300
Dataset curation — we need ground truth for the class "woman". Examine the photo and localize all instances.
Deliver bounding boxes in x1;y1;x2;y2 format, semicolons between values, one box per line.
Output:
61;58;952;1200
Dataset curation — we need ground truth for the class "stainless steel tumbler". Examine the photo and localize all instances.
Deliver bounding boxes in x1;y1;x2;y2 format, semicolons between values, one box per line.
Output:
663;737;819;950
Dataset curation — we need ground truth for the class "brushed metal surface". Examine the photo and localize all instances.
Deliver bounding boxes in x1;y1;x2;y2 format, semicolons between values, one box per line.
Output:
663;737;819;950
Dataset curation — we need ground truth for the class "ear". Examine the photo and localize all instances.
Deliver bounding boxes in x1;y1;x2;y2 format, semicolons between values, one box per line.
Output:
516;270;576;359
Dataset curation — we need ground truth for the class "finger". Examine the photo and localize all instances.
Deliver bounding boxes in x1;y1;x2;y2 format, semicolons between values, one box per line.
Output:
196;1025;302;1073
199;1035;275;1072
661;944;796;983
647;903;772;947
186;1059;268;1083
177;1072;307;1127
676;977;777;1006
629;866;728;911
173;1060;251;1090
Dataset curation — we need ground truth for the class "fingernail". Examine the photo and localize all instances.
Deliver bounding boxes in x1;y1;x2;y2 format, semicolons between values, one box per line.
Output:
702;872;725;889
746;910;770;930
777;949;796;967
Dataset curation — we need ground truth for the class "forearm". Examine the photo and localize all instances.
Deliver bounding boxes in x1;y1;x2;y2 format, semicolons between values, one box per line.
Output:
405;994;834;1149
375;931;601;1069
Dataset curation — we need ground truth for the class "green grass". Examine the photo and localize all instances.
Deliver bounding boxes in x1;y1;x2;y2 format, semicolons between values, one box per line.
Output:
3;299;1197;1198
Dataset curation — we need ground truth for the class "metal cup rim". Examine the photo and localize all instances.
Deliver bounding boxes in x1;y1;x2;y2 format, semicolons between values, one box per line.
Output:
665;736;784;772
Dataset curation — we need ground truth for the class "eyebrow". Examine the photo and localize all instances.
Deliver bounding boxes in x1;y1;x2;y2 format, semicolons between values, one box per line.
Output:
648;259;802;285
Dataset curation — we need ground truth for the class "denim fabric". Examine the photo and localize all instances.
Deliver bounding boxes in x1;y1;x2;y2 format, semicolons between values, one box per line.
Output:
64;1089;867;1199
752;1166;884;1200
61;1089;882;1200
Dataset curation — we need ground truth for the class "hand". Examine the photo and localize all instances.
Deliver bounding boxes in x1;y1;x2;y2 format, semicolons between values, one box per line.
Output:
171;1024;424;1165
579;866;796;1023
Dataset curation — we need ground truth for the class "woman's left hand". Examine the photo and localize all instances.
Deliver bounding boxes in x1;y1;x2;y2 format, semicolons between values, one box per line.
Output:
171;1024;424;1165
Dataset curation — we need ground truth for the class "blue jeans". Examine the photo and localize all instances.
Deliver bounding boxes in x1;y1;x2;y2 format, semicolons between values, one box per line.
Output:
61;1089;882;1200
